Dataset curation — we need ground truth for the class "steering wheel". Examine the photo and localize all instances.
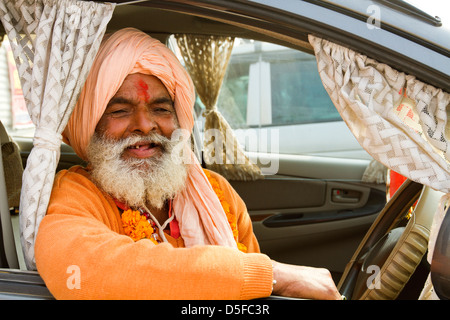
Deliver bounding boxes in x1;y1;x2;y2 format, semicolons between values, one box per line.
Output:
338;180;443;300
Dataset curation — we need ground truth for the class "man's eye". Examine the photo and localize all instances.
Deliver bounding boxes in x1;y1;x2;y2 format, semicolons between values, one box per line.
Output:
152;107;171;114
108;107;129;115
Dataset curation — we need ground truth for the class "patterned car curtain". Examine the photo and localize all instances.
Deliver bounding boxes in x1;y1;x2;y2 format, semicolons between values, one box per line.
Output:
175;34;263;181
309;35;450;299
309;35;450;192
0;0;115;270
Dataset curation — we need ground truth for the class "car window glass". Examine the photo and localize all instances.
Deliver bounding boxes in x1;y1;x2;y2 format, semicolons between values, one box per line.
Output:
216;39;340;128
174;37;370;160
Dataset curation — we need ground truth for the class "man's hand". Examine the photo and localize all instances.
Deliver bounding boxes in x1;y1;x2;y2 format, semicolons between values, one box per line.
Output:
271;261;342;300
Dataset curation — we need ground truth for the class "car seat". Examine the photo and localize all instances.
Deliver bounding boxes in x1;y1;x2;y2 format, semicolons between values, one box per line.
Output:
0;120;21;269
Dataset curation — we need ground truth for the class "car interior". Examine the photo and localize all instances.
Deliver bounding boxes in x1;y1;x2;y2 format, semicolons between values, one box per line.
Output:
0;0;449;300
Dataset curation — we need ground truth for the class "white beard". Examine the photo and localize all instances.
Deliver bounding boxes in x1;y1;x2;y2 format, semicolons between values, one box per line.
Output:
86;132;188;209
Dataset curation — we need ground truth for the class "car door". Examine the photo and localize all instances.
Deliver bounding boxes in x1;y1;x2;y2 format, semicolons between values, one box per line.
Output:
230;157;385;281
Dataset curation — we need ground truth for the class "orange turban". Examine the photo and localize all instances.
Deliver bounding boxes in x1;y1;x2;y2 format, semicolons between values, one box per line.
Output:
63;28;237;249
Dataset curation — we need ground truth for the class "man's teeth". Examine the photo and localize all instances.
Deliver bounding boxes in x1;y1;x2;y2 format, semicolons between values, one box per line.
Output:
129;143;156;149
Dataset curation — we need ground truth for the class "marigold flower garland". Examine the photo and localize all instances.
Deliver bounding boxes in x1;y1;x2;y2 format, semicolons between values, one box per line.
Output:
122;209;159;244
121;170;247;252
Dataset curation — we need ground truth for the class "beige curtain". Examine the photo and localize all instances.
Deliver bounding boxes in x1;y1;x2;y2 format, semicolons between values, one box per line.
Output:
0;0;115;270
309;35;450;299
362;159;386;184
175;34;263;181
309;35;450;192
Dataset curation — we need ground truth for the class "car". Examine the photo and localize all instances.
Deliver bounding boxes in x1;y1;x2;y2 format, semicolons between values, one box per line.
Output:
0;0;449;301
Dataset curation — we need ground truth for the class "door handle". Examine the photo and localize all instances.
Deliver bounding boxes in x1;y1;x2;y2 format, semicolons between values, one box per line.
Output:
332;189;361;203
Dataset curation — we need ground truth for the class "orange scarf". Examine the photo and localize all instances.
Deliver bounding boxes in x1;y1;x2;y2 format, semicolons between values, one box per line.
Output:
63;28;237;249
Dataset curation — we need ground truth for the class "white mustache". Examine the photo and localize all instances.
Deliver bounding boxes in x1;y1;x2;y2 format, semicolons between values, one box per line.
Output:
91;133;172;161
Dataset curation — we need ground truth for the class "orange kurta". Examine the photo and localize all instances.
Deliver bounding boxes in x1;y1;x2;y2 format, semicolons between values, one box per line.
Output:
35;166;273;299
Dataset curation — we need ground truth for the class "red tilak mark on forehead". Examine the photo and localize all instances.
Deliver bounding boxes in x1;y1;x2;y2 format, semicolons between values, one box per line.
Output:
136;79;150;102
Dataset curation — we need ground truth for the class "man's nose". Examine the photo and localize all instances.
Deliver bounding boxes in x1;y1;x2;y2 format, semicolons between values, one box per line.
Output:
130;106;157;135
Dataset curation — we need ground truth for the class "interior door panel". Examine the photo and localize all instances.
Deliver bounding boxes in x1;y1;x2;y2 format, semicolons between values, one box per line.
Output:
230;155;386;281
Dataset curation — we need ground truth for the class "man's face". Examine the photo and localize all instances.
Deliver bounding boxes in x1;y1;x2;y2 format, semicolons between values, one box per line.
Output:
95;73;178;161
88;73;188;209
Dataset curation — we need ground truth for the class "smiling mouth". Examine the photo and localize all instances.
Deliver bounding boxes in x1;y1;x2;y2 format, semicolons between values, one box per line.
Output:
124;141;162;158
127;142;159;150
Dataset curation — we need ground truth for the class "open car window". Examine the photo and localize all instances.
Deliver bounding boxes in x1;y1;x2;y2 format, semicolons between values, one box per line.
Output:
214;38;369;160
170;36;372;161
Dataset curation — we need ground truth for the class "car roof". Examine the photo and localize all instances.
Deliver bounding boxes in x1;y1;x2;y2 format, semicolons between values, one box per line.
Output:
318;0;450;52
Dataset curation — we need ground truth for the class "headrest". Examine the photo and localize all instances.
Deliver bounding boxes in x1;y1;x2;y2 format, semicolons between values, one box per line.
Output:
0;122;23;208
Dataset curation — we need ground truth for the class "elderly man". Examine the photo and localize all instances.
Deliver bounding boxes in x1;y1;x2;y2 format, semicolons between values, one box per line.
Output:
35;28;341;300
